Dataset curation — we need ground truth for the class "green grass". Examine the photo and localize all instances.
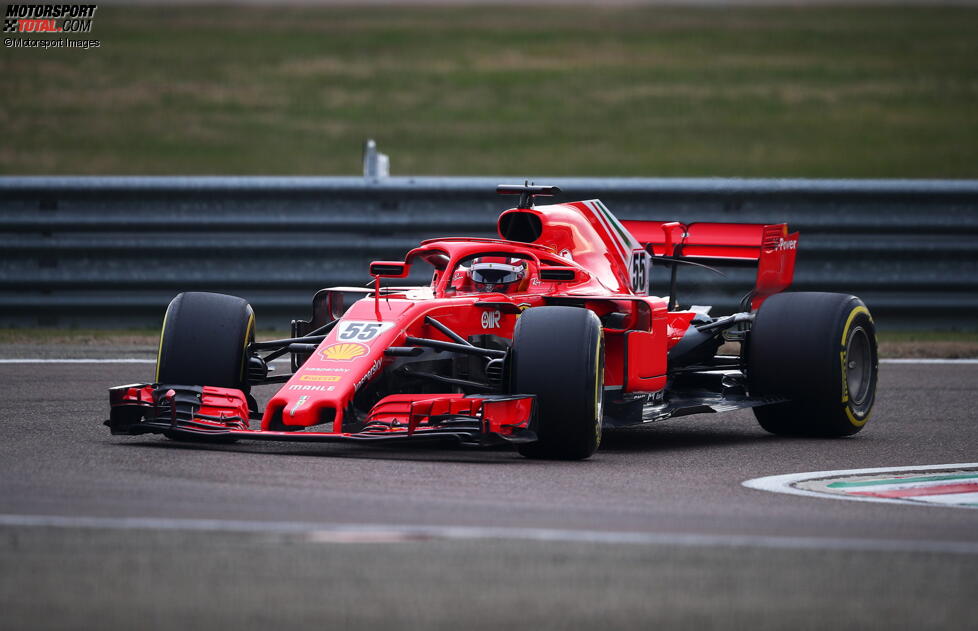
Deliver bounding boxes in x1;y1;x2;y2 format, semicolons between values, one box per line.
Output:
2;5;977;177
877;331;978;343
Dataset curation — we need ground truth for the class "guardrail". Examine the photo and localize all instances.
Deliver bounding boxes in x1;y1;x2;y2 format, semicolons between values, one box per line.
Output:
2;176;976;329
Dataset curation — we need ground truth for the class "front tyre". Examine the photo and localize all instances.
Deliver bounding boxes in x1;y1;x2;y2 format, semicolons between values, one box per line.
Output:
511;306;604;460
747;292;878;437
156;292;255;391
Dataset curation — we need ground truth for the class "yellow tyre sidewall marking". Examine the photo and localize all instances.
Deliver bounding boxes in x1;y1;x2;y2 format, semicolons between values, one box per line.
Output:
241;312;255;382
840;305;873;427
154;302;172;383
594;330;604;448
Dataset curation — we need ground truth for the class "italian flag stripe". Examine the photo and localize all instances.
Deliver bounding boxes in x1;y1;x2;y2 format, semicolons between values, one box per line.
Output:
851;482;978;499
582;201;627;259
593;199;639;251
827;473;978;488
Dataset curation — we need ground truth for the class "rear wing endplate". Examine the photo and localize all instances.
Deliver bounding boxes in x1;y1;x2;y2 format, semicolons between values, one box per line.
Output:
621;220;799;310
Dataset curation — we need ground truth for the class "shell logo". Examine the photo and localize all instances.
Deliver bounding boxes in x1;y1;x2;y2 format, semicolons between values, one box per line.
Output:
321;343;368;362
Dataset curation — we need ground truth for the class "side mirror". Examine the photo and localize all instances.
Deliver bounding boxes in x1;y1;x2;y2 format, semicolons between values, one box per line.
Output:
369;261;410;278
539;266;580;283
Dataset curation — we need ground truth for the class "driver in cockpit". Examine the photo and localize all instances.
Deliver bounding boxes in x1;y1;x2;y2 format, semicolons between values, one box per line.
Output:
453;257;529;293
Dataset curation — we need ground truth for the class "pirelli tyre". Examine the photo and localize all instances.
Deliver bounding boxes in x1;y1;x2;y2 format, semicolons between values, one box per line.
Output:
747;292;878;437
510;306;604;460
156;292;255;393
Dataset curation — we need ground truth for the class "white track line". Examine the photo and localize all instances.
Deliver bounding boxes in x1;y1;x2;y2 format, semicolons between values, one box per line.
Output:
0;358;156;363
880;358;978;364
0;513;976;554
743;463;978;509
1;358;976;364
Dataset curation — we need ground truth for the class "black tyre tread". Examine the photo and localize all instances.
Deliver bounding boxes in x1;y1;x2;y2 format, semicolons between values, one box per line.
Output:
748;292;878;437
156;292;255;390
511;306;604;460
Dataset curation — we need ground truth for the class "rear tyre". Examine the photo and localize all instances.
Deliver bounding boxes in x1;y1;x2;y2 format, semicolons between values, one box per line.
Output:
511;306;604;460
156;292;255;392
747;292;878;437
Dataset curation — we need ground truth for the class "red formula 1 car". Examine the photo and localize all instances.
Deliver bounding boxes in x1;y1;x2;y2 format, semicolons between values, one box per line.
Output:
107;185;879;459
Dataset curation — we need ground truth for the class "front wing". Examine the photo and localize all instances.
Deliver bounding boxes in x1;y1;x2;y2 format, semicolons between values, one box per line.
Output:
106;384;537;446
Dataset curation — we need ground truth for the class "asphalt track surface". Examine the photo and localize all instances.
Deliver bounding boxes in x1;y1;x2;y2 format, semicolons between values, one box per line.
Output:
1;361;976;630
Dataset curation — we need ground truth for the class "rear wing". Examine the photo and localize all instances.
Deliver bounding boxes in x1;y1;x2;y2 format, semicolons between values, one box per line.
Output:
621;220;799;310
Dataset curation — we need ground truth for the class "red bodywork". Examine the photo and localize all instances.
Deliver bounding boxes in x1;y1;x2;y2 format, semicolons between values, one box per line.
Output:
108;196;797;445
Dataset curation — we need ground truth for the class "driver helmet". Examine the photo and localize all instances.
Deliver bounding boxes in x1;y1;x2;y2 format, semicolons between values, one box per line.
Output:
467;257;527;293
